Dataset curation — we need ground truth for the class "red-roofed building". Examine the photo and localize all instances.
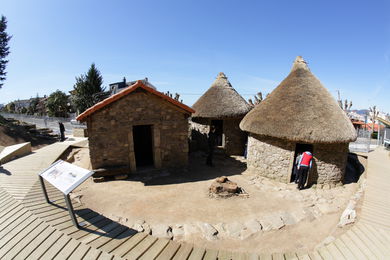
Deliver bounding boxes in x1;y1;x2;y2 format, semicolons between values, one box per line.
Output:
77;81;195;177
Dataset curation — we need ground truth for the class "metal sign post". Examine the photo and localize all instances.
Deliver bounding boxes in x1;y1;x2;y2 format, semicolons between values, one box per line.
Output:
38;160;94;229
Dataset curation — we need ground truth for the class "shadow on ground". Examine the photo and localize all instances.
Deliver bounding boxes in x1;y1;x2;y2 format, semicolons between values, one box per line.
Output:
343;152;366;184
121;152;247;186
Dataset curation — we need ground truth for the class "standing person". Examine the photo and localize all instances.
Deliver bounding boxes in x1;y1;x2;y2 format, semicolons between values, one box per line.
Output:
206;125;217;166
293;152;302;183
297;151;313;190
59;121;65;142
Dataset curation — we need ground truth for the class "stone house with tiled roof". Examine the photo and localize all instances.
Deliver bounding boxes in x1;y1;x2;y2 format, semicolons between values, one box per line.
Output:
77;80;194;178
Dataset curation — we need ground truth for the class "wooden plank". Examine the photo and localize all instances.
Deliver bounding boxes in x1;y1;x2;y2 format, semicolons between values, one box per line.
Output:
97;250;114;260
259;253;272;260
27;230;64;259
71;218;113;240
98;228;137;253
357;223;390;255
53;238;81;259
346;229;378;259
111;232;147;257
123;235;157;259
155;240;181;260
339;233;367;260
308;251;322;260
272;252;285;260
67;242;91;259
296;252;311;260
217;250;232;260
80;222;120;244
188;247;206;260
317;247;333;259
88;225;130;249
333;238;356;259
326;243;346;259
203;249;219;260
82;247;102;260
0;209;31;236
0;217;42;255
172;243;193;260
351;227;386;259
40;234;72;259
10;227;55;259
0;221;49;259
285;252;299;260
138;238;169;260
232;251;249;260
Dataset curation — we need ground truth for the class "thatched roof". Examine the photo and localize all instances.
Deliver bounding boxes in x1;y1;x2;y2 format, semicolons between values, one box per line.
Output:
240;56;357;143
192;72;251;119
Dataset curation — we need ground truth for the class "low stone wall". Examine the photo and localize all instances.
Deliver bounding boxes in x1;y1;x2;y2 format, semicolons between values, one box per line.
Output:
312;143;349;187
87;89;190;173
246;135;294;182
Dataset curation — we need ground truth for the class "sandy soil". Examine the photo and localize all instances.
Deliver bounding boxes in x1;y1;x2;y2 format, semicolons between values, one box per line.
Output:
71;149;365;254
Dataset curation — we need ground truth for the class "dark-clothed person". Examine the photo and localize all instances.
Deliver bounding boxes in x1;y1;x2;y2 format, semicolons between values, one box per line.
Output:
293;152;302;183
206;126;217;166
297;151;313;190
59;122;65;142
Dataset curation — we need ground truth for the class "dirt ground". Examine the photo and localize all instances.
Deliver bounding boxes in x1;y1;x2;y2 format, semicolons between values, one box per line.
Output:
71;148;366;254
0;115;57;150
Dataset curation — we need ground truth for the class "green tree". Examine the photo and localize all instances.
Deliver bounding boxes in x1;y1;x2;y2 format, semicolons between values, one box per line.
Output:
6;101;15;112
0;15;12;88
72;63;104;113
46;90;69;117
27;95;40;115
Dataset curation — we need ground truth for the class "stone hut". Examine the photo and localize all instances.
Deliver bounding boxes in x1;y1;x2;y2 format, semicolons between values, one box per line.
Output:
191;72;252;155
76;80;195;176
240;57;357;187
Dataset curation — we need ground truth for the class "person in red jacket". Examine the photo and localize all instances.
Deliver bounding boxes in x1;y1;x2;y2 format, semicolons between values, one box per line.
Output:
297;151;313;190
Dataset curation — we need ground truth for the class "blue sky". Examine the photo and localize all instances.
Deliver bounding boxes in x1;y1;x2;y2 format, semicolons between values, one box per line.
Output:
1;0;389;112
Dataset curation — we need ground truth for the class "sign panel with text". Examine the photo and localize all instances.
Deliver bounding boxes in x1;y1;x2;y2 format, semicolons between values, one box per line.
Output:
39;160;93;195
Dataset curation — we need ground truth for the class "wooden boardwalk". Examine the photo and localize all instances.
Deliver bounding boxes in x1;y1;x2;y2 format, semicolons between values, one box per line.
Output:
0;141;389;259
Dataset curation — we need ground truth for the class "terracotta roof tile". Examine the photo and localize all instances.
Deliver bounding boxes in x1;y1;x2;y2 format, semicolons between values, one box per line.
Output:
76;80;195;122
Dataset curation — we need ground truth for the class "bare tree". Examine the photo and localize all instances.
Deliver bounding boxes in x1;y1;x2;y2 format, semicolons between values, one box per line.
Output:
369;106;379;132
248;92;266;107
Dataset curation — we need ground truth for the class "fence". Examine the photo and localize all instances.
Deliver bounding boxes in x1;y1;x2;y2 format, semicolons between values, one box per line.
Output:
0;112;85;135
349;129;376;153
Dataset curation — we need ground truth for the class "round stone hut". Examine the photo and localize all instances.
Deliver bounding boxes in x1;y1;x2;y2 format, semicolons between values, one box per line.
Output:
191;72;252;155
240;56;357;187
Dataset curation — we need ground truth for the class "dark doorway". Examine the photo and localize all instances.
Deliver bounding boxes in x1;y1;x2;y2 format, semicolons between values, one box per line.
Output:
133;125;154;168
290;143;313;182
211;120;223;146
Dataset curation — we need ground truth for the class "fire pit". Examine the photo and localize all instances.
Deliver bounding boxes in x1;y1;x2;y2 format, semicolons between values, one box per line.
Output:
209;176;248;198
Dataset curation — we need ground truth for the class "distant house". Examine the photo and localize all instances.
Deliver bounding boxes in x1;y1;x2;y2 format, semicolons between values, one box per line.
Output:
109;77;156;95
377;117;390;147
240;57;357;187
76;80;194;177
190;72;252;155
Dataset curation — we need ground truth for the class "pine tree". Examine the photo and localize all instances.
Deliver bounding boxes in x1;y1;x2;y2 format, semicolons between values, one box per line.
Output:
0;15;12;88
72;63;105;113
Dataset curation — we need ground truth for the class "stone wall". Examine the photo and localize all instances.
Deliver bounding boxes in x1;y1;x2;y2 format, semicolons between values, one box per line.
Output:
87;89;189;173
189;119;209;152
247;134;349;186
190;118;247;155
224;118;247;155
246;134;295;182
311;143;349;186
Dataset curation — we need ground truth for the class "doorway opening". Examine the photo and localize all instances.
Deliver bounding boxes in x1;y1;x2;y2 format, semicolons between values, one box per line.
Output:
133;125;154;168
290;143;313;182
211;120;223;147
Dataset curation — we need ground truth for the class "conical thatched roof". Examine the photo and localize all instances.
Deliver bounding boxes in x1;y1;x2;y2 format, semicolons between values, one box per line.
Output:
192;72;252;119
240;56;357;143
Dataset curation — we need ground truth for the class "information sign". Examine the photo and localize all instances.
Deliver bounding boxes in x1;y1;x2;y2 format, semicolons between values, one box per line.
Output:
39;160;93;195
